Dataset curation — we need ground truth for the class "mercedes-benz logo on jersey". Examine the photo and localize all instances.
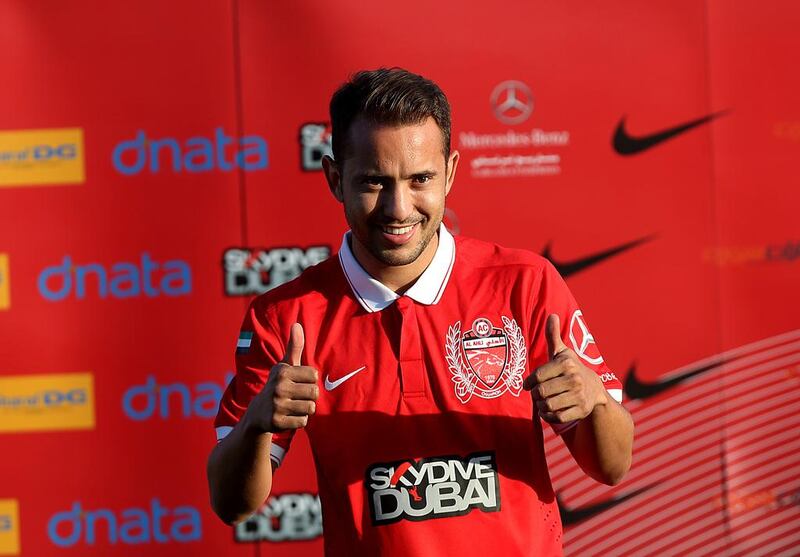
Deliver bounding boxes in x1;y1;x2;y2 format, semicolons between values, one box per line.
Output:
569;310;604;365
446;316;526;403
491;80;534;125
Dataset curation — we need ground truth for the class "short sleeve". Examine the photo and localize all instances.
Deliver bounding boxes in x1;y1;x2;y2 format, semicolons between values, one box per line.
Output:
532;260;624;434
214;299;295;466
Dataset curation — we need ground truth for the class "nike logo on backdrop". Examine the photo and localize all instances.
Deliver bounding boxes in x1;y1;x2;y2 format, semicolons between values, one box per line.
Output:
613;111;729;155
324;366;367;391
542;235;655;279
559;485;655;526
623;357;730;401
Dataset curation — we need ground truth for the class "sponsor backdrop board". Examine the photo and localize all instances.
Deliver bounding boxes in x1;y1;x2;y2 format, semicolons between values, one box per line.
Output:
0;0;798;555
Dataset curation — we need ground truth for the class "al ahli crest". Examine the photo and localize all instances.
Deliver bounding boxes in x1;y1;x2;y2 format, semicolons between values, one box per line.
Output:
446;316;526;403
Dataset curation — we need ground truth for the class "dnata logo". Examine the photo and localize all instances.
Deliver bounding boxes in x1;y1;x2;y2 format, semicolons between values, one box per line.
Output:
38;253;192;301
123;373;233;421
0;499;20;555
0;373;94;433
0;253;9;310
48;500;201;547
0;128;84;187
112;128;268;175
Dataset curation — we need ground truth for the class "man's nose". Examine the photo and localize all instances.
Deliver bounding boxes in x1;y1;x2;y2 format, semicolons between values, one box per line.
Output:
379;184;413;222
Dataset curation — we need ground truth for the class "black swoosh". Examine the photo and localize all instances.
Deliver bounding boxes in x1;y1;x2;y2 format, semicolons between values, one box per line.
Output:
558;485;654;526
623;356;731;401
542;235;656;279
613;110;729;155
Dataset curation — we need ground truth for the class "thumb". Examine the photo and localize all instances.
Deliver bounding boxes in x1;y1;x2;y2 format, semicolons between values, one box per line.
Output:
546;313;567;358
282;322;305;366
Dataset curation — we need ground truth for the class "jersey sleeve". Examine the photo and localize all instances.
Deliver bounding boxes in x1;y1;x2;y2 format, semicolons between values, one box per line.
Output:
532;260;624;435
214;299;295;467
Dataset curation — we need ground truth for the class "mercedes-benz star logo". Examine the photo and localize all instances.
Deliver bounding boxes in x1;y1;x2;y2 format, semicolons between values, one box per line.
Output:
491;80;534;125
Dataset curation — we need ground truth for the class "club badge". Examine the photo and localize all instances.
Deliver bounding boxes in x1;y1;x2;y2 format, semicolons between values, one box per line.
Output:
446;316;526;403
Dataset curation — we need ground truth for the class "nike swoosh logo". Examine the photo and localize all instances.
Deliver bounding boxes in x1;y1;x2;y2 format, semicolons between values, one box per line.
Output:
542;235;656;279
324;366;367;391
623;357;730;401
613;110;729;155
559;485;654;526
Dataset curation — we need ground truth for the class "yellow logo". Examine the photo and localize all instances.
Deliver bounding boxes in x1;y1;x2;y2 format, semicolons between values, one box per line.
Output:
0;499;19;555
0;373;95;433
0;254;8;310
0;128;84;187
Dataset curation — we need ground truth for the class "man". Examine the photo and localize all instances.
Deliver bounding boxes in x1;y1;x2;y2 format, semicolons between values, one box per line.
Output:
207;68;633;555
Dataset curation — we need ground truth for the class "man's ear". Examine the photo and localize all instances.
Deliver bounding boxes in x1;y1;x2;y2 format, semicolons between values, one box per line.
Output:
322;155;343;202
445;150;459;197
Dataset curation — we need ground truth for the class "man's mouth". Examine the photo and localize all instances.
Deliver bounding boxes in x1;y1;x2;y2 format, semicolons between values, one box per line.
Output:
382;224;416;235
379;222;420;245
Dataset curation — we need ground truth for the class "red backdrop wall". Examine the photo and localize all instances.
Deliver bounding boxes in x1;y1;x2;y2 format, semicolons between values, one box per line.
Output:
1;1;798;555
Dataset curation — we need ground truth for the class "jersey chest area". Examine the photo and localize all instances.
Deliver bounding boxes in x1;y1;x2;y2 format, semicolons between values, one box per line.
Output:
307;301;535;419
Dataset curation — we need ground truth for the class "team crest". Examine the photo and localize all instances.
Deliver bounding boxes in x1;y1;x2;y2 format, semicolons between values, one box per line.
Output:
446;316;526;403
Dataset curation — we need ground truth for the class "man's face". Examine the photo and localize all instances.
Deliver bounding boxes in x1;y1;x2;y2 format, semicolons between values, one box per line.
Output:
324;116;459;269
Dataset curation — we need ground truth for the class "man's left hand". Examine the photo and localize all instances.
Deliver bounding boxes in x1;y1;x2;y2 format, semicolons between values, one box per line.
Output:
523;313;608;425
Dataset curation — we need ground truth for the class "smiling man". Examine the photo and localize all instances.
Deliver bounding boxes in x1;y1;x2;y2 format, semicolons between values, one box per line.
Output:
207;68;634;556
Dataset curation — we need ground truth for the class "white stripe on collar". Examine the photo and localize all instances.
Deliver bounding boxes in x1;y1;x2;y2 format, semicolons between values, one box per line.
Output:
338;223;456;313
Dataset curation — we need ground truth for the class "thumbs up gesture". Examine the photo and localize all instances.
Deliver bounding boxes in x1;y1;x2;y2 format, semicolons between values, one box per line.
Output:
523;314;607;424
244;323;320;433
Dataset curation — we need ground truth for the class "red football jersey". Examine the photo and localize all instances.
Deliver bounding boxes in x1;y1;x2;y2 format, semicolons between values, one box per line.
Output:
215;225;623;556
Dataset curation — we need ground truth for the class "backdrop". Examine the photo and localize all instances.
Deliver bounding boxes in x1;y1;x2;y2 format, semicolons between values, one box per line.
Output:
1;1;798;555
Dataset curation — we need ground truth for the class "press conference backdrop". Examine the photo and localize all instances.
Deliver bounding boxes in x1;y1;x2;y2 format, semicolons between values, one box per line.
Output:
1;1;798;555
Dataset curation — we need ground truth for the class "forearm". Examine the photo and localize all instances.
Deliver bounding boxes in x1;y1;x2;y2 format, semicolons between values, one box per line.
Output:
207;414;275;524
563;390;634;485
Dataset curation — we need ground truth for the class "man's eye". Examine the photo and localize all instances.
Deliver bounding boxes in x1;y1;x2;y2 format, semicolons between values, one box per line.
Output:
414;175;432;184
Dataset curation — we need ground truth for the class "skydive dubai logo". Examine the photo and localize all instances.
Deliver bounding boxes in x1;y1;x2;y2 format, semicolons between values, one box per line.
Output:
37;253;192;301
223;246;330;296
0;373;95;433
235;493;322;543
122;373;233;421
47;500;201;547
0;128;84;188
112;128;268;175
366;451;500;525
299;122;332;171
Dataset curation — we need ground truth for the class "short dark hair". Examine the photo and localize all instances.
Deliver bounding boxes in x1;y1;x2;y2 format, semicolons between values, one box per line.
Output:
329;68;452;164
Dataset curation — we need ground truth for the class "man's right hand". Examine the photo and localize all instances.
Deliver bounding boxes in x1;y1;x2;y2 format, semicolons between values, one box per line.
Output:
243;322;319;433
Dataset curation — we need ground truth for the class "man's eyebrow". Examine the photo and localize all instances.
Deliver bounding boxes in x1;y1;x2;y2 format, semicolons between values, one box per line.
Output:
407;170;438;178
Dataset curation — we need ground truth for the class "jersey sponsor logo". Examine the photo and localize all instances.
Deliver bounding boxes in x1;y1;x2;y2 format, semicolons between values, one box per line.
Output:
235;492;322;543
299;122;332;171
541;235;655;279
569;310;603;365
223;245;330;296
324;365;367;392
366;451;500;526
37;253;192;301
0;254;9;310
0;128;84;188
0;373;95;433
112;128;268;175
612;111;728;156
0;499;20;555
47;500;201;547
446;316;525;403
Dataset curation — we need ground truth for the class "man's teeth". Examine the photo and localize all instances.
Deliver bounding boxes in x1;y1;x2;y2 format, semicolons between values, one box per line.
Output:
383;225;415;235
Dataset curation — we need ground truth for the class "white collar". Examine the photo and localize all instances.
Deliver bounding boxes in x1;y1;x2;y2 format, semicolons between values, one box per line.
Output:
338;223;456;313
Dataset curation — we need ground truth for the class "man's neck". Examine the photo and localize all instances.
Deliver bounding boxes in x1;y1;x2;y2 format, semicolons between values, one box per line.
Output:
350;232;439;294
